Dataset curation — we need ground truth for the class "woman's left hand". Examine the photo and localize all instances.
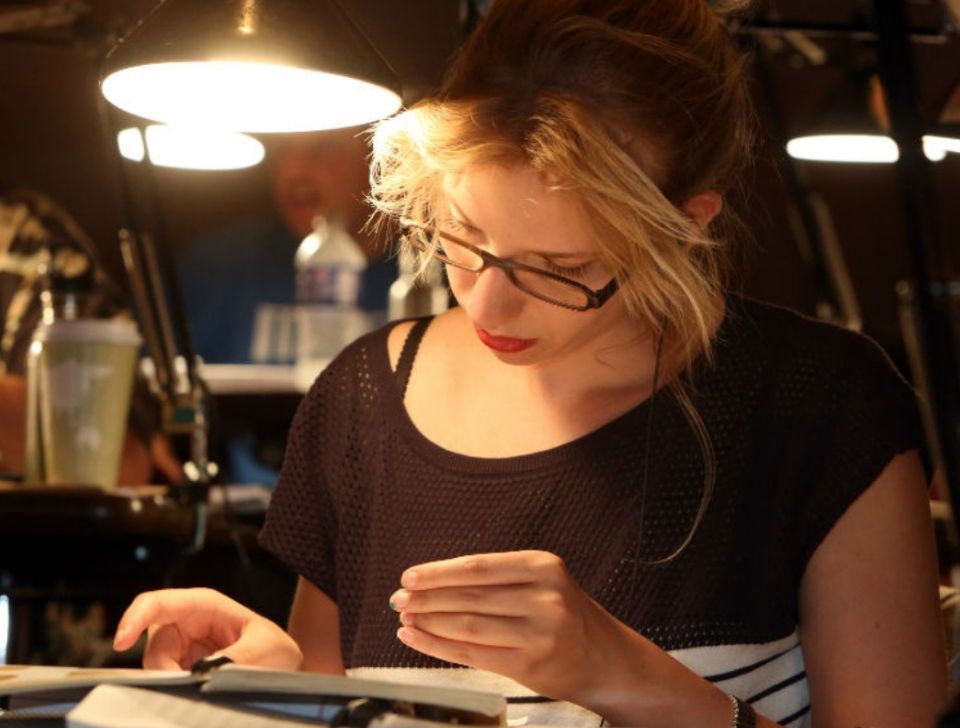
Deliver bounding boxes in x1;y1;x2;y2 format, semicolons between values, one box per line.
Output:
389;550;635;703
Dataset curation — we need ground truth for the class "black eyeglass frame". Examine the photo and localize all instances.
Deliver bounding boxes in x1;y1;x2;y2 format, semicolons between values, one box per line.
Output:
401;223;620;312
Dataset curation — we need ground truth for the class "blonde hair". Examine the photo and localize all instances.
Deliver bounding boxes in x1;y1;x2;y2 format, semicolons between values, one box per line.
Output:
370;0;755;368
368;0;756;559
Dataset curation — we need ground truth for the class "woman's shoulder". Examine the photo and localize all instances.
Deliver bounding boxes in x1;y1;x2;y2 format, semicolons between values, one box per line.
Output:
707;295;916;424
723;295;904;377
303;315;436;396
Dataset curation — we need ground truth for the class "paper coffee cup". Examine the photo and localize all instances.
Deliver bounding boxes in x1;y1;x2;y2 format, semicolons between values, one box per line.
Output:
36;319;142;490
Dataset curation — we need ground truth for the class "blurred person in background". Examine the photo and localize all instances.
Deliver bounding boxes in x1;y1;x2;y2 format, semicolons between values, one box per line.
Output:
178;125;396;366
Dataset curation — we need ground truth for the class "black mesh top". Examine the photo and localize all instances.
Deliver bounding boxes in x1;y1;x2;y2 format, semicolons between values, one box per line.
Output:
260;295;923;672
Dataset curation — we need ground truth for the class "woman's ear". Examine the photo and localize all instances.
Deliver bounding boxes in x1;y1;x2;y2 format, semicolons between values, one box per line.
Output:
682;190;723;229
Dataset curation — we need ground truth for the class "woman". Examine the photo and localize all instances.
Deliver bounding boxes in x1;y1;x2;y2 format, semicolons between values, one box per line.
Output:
112;1;947;725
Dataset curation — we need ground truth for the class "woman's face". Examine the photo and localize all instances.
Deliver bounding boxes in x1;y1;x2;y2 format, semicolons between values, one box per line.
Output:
441;163;634;366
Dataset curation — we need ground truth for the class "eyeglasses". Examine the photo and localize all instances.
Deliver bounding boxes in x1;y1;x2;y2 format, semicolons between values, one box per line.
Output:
400;222;619;311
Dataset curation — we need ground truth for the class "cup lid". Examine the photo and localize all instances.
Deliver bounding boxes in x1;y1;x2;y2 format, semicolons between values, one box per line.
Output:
35;318;142;347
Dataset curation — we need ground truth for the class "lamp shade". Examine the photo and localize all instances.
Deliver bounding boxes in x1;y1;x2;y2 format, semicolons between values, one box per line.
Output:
118;125;265;169
785;74;960;164
786;134;900;163
101;0;403;133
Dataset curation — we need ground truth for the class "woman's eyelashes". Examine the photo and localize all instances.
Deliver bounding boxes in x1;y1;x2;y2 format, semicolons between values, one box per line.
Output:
537;258;593;278
446;217;480;236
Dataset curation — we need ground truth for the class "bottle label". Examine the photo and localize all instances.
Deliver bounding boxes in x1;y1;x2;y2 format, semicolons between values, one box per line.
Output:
296;266;362;306
295;305;372;378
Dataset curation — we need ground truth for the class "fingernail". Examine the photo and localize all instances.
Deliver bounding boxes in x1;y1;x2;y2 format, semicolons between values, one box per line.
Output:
113;627;129;647
397;627;414;644
389;590;409;610
401;570;418;588
400;612;414;626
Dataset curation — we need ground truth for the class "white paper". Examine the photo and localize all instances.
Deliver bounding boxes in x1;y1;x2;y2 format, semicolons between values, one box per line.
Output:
66;684;315;728
0;665;195;695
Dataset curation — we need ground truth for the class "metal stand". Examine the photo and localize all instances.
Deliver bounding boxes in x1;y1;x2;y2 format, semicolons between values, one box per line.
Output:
872;0;960;535
95;95;218;554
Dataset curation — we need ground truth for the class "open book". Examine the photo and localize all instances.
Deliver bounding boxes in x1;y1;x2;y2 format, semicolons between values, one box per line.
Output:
0;663;506;726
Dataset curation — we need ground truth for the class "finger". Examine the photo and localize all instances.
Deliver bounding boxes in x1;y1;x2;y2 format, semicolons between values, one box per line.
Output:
396;625;517;674
114;589;244;651
142;624;189;671
401;551;566;590
211;620;302;671
390;584;536;617
400;611;528;649
213;621;277;666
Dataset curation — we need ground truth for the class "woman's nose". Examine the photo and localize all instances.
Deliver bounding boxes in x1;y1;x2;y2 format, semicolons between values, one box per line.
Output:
463;265;524;326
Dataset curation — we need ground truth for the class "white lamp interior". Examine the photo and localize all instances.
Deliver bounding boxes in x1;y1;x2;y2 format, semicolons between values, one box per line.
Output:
102;61;402;133
787;133;960;164
786;134;900;163
117;124;266;170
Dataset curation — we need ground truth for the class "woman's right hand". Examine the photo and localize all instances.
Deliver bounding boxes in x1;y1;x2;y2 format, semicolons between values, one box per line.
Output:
113;588;303;671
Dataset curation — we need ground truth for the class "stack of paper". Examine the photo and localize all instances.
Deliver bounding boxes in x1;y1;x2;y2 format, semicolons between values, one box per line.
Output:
0;664;506;726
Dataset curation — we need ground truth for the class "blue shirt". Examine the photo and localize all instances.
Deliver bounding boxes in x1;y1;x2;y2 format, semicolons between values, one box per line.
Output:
177;217;397;364
176;216;397;484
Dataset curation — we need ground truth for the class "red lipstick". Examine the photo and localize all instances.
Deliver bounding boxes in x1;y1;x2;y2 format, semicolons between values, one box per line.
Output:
475;326;537;353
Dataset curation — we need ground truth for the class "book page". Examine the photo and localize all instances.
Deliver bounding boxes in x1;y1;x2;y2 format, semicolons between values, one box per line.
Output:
0;665;197;696
66;684;315;728
205;664;505;721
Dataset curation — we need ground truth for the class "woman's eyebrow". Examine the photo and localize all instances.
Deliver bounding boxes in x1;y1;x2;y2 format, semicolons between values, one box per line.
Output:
447;200;595;259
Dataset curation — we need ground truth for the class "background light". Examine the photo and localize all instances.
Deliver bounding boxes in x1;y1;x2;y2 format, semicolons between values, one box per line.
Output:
923;135;960;161
0;595;9;664
116;124;265;170
786;134;900;163
117;127;145;162
787;133;960;164
103;62;401;133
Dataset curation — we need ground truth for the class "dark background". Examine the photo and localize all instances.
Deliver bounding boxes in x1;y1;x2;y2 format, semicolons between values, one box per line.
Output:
1;0;959;360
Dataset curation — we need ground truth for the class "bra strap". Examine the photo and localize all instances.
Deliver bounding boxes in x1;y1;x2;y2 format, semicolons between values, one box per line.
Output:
395;317;432;400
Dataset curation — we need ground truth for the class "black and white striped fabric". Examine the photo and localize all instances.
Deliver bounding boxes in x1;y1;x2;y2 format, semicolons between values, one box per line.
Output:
350;631;809;726
681;632;809;726
262;296;922;725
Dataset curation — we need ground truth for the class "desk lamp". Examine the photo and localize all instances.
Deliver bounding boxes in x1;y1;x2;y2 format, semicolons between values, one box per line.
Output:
786;71;960;163
101;0;402;132
98;0;403;547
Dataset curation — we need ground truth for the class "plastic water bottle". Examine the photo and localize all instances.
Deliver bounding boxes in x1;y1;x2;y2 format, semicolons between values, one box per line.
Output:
294;215;369;391
388;249;448;321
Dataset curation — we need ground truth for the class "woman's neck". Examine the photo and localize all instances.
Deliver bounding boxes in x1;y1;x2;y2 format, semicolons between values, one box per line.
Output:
449;309;665;407
448;295;725;407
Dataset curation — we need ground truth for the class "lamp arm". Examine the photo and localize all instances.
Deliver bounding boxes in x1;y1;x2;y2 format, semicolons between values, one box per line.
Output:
118;228;176;399
95;65;216;552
